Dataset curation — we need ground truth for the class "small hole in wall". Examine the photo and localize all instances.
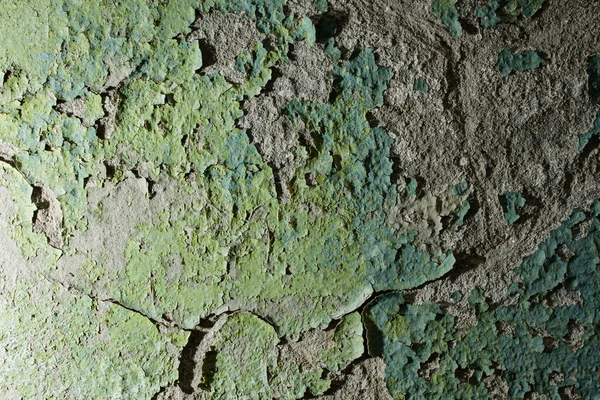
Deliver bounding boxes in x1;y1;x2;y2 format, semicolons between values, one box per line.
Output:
542;336;558;353
2;69;13;85
389;157;403;184
313;10;348;44
104;162;116;180
184;170;196;182
558;386;579;400
455;367;472;383
199;350;218;391
165;93;176;106
196;39;217;72
332;154;343;171
366;111;380;129
262;67;282;94
305;172;317;187
533;0;552;20
288;43;297;61
459;18;479;35
177;330;205;394
440;214;453;230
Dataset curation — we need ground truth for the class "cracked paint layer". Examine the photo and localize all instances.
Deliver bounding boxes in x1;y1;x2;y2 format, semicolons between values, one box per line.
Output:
0;163;186;399
364;203;600;399
496;49;544;77
500;191;526;225
476;0;546;27
0;0;454;397
1;0;600;399
431;0;462;38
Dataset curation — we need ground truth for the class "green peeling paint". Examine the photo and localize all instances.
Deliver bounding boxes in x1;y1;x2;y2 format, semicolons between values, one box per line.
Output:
413;79;429;93
451;181;471;227
477;0;546;27
7;0;590;398
406;177;419;195
364;203;600;399
0;164;186;399
320;312;364;373
500;191;526;224
204;313;279;399
0;1;465;396
63;34;455;342
200;312;364;398
497;49;544;77
432;0;462;38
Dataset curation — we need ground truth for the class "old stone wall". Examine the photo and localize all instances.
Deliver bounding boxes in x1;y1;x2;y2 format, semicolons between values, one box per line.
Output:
0;1;598;399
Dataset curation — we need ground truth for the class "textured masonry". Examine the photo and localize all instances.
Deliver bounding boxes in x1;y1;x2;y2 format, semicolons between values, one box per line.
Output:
0;1;599;399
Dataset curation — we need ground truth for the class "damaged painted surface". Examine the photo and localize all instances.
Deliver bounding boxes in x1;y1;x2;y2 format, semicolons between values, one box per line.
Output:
364;204;600;398
0;0;599;399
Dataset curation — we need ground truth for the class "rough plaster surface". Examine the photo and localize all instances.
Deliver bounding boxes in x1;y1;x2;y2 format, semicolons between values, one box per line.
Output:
0;0;599;399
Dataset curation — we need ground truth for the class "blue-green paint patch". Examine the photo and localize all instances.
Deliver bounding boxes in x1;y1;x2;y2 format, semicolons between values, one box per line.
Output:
499;191;526;224
497;49;544;77
413;79;429;93
454;200;471;227
452;181;470;226
406;177;418;195
432;0;462;38
477;0;546;27
452;181;469;197
365;203;600;399
451;290;462;302
0;1;489;397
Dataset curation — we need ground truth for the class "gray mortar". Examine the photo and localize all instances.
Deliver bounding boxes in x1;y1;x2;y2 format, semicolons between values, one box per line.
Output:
0;140;19;163
159;1;600;396
31;186;63;248
317;358;393;400
316;0;600;316
2;0;600;398
188;11;265;84
98;88;119;139
54;174;150;298
238;40;333;203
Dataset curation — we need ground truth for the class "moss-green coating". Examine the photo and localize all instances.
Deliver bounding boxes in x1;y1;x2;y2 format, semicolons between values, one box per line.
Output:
0;0;464;397
205;313;279;399
320;312;364;373
0;164;186;399
64;35;454;340
201;312;364;398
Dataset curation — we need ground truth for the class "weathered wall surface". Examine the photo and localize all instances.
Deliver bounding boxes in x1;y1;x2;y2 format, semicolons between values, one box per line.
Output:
0;0;598;399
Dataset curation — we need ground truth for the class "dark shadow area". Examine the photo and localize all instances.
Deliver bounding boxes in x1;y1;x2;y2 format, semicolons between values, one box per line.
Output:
177;330;205;394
